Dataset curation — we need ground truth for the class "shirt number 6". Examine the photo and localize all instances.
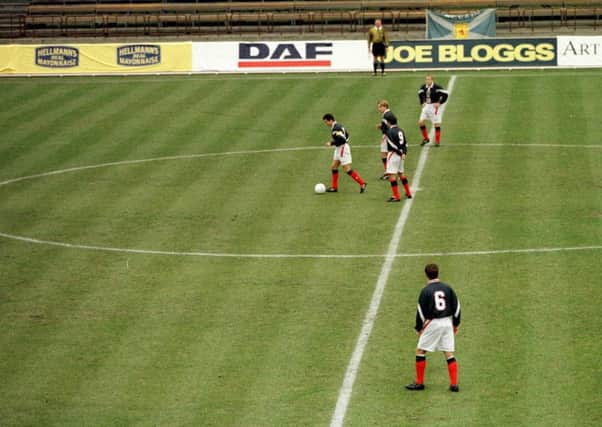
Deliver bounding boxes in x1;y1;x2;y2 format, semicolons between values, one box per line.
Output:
434;291;447;311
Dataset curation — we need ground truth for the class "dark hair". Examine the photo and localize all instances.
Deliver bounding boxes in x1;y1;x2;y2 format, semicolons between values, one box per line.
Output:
322;113;335;121
425;263;439;280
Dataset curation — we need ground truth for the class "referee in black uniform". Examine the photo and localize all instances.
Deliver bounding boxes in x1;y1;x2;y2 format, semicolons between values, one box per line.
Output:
367;19;389;76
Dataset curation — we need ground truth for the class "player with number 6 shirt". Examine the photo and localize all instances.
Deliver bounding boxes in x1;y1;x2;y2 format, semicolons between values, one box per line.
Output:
406;263;461;392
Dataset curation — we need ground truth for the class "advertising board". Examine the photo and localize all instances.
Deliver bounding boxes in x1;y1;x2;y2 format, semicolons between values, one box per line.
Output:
557;36;602;68
0;42;191;74
385;38;557;69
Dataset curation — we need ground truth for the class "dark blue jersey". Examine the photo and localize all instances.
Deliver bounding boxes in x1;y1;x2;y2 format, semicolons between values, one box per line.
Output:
418;83;449;105
415;280;461;331
385;125;408;155
380;110;398;134
330;122;349;147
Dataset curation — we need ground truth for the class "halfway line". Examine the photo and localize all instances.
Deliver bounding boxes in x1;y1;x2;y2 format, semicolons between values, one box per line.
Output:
329;75;458;427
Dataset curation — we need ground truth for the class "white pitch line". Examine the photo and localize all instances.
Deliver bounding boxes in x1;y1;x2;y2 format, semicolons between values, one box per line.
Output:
0;146;324;187
1;143;599;187
401;245;602;257
0;231;599;259
329;76;457;427
424;142;602;149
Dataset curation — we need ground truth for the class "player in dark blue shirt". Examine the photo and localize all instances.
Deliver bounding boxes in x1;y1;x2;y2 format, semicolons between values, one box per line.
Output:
322;113;367;193
384;123;412;202
406;263;461;392
418;75;449;146
376;100;397;180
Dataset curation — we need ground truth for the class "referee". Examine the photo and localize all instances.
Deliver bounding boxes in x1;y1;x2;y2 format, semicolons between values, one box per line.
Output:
367;19;389;76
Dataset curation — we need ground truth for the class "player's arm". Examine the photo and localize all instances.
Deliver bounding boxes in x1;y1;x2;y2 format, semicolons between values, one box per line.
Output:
380;114;391;132
385;133;402;156
415;290;432;332
401;140;408;156
330;129;347;146
385;135;398;154
414;304;425;332
450;290;461;327
398;130;408;155
437;87;449;105
418;88;426;105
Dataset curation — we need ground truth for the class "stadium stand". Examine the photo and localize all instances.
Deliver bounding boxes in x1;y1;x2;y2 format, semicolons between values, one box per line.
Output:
0;1;601;39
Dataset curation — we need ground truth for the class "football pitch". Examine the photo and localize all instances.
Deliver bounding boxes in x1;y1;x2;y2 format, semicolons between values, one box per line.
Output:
1;69;601;426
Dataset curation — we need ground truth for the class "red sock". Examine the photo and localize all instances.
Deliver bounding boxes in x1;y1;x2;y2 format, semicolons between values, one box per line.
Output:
447;357;458;385
416;355;426;384
390;180;400;199
401;175;412;197
420;125;429;141
435;127;441;144
331;169;339;189
348;170;365;186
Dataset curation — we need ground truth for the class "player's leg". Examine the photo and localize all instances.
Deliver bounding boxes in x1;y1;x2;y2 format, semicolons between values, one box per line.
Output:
444;351;459;391
434;121;442;146
329;159;341;192
406;348;427;390
399;172;412;199
342;163;367;193
380;152;388;179
432;102;443;145
441;325;458;391
388;174;400;202
416;348;427;385
341;146;366;192
407;319;440;390
419;114;430;146
386;153;401;202
379;135;388;179
372;55;378;75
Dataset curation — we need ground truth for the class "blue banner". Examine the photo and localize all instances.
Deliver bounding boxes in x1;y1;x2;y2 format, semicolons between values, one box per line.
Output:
385;38;557;69
427;9;496;39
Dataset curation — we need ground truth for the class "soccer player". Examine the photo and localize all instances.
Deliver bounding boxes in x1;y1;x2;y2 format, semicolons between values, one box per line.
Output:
322;113;367;194
376;99;397;180
384;121;412;202
367;19;389;76
406;263;461;392
418;75;449;146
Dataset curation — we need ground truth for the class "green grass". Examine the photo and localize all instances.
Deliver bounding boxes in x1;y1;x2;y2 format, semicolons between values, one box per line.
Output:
1;70;601;426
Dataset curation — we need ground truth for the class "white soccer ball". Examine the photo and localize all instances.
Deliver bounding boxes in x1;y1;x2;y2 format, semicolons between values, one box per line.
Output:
314;183;326;194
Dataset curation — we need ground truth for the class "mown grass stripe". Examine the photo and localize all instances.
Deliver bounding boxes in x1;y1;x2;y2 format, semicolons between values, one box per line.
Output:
0;84;87;172
1;71;601;427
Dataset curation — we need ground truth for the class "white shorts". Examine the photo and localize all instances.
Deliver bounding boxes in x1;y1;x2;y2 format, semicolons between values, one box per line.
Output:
332;143;352;166
380;134;388;153
419;103;443;124
417;317;455;352
385;152;404;174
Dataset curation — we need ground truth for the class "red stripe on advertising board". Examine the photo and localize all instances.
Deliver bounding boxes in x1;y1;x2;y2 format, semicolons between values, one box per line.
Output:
238;60;332;67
